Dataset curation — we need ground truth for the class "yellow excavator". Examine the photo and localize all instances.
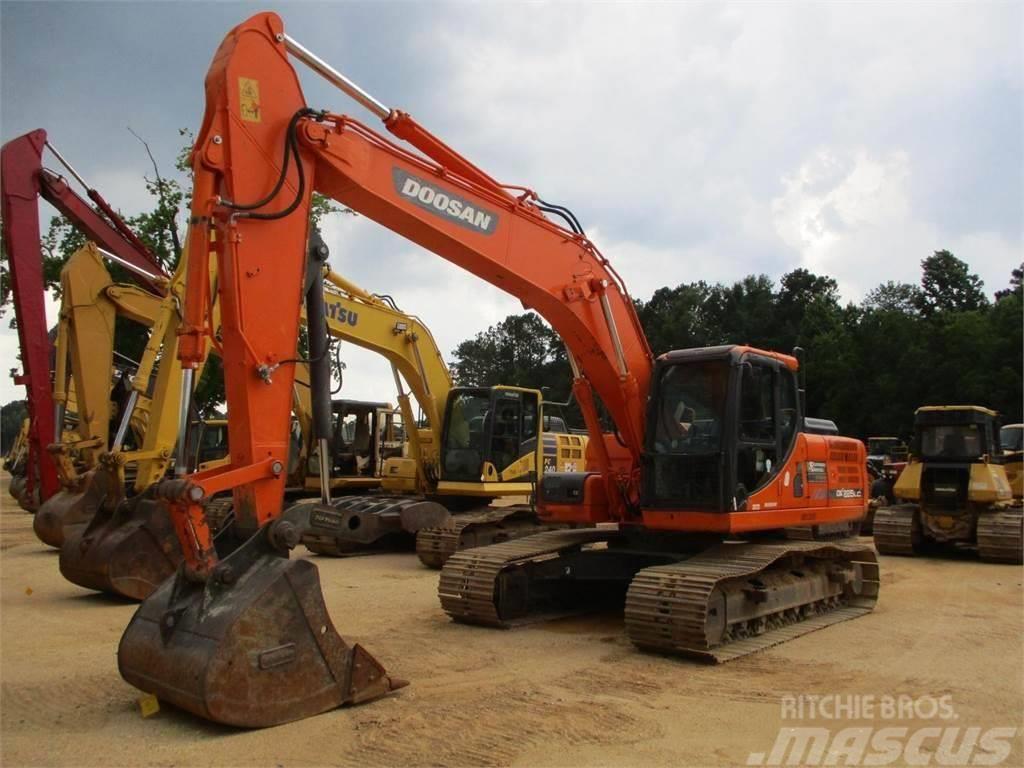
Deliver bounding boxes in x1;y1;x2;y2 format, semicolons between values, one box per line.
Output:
873;406;1023;563
33;243;174;547
5;418;32;504
296;266;588;563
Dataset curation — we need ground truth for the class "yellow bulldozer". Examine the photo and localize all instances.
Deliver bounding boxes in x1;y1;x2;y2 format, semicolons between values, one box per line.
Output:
873;406;1023;563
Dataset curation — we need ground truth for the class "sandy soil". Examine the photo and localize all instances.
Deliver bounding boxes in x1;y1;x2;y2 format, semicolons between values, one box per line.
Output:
1;473;1021;768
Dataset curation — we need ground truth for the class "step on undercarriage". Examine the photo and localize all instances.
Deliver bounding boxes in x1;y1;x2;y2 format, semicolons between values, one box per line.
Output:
439;528;879;662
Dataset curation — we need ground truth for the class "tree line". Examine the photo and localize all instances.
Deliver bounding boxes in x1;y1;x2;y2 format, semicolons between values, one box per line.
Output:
449;252;1023;440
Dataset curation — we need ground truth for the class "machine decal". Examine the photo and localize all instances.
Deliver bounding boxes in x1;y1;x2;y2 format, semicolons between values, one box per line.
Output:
238;77;261;122
393;168;498;235
309;505;344;531
830;488;864;499
326;300;358;326
807;461;827;483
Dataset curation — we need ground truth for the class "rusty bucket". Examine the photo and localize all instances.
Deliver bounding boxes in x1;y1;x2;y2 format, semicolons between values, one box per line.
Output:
118;520;406;727
32;468;114;548
59;490;182;601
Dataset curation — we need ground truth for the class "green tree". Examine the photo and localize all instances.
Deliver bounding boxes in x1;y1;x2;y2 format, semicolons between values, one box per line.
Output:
915;250;988;316
1;400;28;453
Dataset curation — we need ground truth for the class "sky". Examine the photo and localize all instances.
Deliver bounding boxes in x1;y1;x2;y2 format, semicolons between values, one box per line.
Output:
1;1;1021;412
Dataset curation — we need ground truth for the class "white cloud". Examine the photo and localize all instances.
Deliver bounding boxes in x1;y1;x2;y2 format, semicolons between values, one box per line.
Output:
2;2;1020;410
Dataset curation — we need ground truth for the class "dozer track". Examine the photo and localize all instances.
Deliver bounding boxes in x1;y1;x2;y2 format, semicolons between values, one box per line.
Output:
872;504;920;555
416;505;570;569
977;507;1024;564
624;540;879;662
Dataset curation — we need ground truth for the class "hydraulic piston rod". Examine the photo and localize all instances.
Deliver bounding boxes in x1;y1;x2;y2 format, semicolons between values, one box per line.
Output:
283;34;390;120
174;368;194;477
97;247;161;283
110;389;139;453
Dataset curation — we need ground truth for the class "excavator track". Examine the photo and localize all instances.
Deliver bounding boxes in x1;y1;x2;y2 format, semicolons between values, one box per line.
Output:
416;505;570;569
977;507;1024;564
872;504;920;556
439;528;623;626
624;540;879;662
302;495;450;556
783;519;861;542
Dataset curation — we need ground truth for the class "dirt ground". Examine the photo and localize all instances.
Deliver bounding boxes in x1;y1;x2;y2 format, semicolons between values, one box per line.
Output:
1;473;1021;768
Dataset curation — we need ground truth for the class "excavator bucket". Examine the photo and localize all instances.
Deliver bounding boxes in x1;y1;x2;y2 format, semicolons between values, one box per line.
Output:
118;514;406;727
33;468;111;548
59;485;181;601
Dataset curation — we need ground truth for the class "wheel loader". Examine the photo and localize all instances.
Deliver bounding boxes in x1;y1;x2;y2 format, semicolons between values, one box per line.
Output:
873;406;1023;563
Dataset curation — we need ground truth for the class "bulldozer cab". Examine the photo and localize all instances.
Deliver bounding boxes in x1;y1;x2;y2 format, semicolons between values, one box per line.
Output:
867;436;909;467
892;406;1014;510
912;407;997;462
439;386;542;490
1000;424;1023;454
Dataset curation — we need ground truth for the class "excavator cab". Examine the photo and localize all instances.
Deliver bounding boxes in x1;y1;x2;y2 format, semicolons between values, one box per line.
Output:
303;399;402;492
439;386;542;491
193;419;229;471
642;346;804;513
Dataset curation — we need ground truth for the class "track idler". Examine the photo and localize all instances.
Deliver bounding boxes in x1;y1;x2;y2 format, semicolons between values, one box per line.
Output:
118;499;407;727
33;468;114;548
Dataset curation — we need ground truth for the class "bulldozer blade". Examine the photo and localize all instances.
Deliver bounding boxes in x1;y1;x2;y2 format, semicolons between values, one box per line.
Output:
59;495;181;600
118;528;406;727
33;469;116;548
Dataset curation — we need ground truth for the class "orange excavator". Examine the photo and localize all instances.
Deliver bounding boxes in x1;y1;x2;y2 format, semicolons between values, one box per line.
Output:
117;13;878;728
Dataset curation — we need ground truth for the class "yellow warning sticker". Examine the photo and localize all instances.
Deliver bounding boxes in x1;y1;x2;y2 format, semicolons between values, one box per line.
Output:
239;77;261;123
138;694;160;718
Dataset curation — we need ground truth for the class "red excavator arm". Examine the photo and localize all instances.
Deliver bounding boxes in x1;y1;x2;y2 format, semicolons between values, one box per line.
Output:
1;130;168;505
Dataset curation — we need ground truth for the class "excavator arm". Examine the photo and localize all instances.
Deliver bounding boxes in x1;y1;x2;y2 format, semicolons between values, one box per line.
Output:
318;268;451;489
1;130;168;506
173;14;652;556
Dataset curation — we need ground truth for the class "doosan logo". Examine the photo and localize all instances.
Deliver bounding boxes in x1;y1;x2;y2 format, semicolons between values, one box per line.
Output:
392;168;498;235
